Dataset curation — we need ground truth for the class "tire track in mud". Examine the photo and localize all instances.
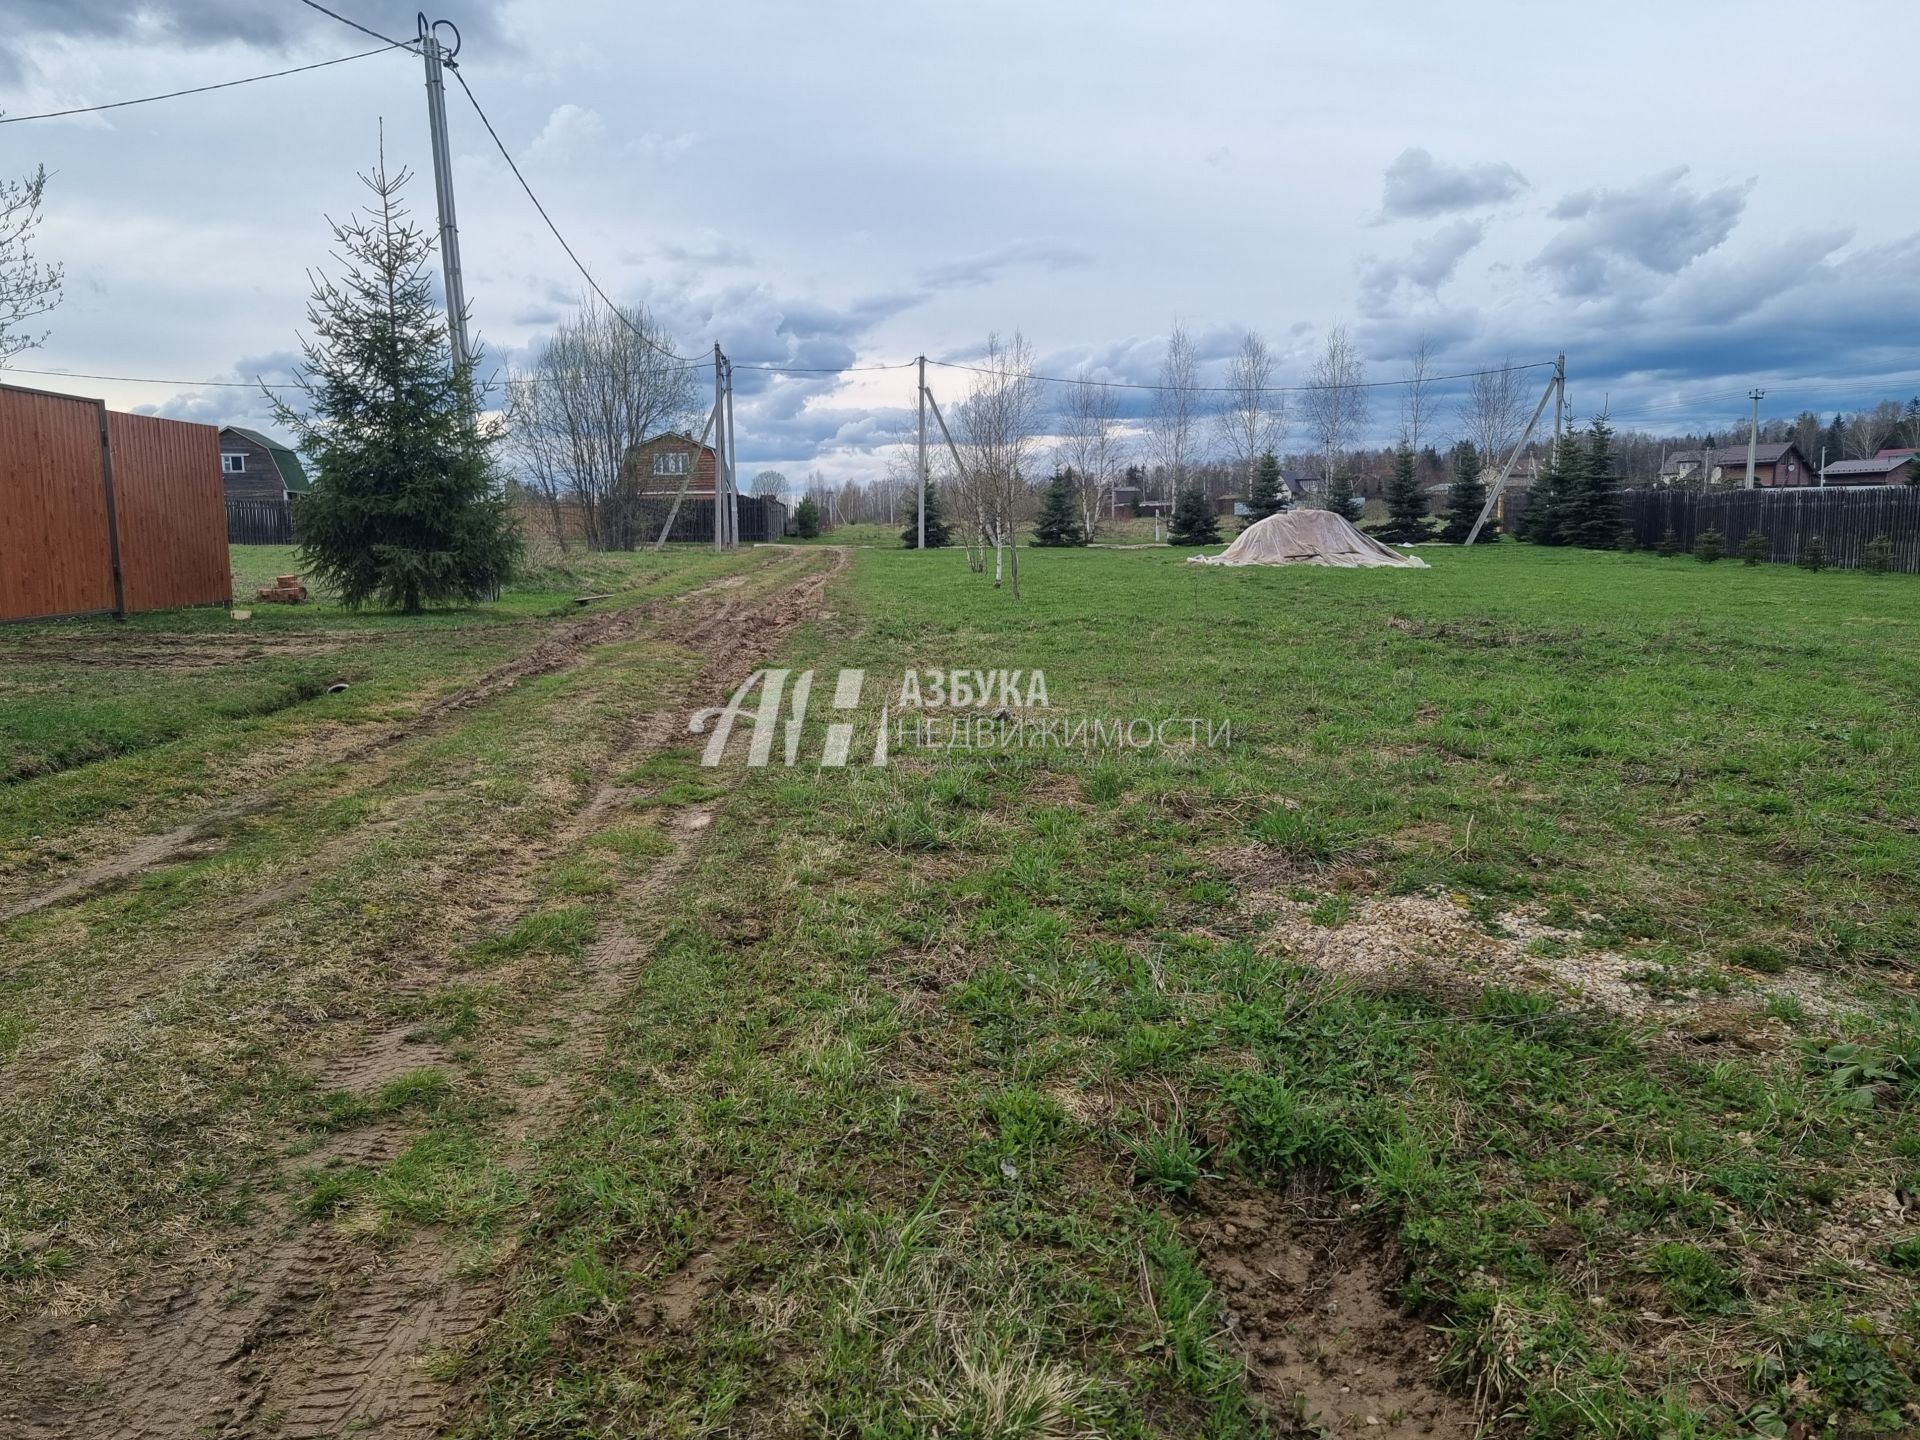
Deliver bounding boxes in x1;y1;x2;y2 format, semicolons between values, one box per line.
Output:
2;548;848;1440
1;549;807;925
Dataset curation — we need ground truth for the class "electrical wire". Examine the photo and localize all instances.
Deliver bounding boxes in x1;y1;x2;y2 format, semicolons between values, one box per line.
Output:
446;65;705;369
0;44;408;124
2;366;301;390
926;356;1556;396
294;0;420;51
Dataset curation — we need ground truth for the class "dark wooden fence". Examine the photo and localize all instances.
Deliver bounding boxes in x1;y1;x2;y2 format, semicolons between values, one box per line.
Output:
636;494;790;545
1621;486;1920;571
0;383;229;622
227;497;296;545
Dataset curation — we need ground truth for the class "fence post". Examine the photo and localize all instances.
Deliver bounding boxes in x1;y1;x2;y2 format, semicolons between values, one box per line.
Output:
95;401;127;618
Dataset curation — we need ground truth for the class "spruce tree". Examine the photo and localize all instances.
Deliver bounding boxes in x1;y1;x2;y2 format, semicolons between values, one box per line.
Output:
1694;528;1725;563
1739;530;1768;565
1322;470;1362;523
1863;533;1894;574
1562;415;1622;550
1521;434;1580;545
1379;442;1429;543
1797;535;1827;571
278;149;517;611
1246;450;1287;521
1030;469;1086;546
794;497;821;538
1441;441;1493;543
1656;526;1681;558
1167;485;1221;546
900;483;953;548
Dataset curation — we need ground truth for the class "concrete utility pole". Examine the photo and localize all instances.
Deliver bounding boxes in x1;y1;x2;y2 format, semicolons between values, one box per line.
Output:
712;345;726;553
1552;354;1566;462
916;356;927;549
417;15;470;374
1745;388;1766;489
724;358;739;546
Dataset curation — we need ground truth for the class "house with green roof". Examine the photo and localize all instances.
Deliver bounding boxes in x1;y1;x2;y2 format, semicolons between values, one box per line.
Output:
218;426;309;502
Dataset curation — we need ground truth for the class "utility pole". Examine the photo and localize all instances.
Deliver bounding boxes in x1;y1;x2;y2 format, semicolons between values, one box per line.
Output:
916;356;927;549
1552;354;1566;462
417;15;470;374
1745;388;1765;489
712;344;725;553
724;358;739;546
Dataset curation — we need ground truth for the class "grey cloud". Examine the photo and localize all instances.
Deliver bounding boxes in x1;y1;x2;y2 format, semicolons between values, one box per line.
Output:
917;238;1091;291
1359;218;1488;310
0;0;506;81
1379;148;1528;220
1530;167;1751;297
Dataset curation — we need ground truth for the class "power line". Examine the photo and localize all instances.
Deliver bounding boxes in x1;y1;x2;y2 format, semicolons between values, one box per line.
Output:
926;356;1555;396
2;366;300;390
0;44;407;124
294;0;420;52
446;65;704;368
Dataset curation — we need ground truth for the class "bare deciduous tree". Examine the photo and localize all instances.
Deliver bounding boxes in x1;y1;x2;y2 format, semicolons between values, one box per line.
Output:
1844;399;1904;459
1059;374;1126;540
1459;356;1526;470
503;295;698;550
1216;329;1282;502
0;161;64;365
1147;320;1201;521
1400;335;1439;451
1301;324;1370;492
956;330;1040;595
751;468;788;500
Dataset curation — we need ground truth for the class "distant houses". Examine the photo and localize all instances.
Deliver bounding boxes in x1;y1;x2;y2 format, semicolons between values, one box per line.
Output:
1658;443;1816;488
218;426;308;502
1819;451;1917;487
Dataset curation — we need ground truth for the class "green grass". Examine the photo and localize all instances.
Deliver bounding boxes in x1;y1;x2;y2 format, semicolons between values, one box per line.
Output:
461;542;1920;1439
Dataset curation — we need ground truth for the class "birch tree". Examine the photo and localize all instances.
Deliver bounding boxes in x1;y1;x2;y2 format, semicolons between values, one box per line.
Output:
1147;321;1200;520
1059;374;1126;539
1301;324;1370;499
1216;329;1282;502
1400;335;1439;451
956;331;1040;596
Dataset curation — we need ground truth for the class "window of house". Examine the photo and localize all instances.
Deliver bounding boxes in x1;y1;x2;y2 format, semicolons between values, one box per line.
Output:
222;453;246;474
652;451;691;476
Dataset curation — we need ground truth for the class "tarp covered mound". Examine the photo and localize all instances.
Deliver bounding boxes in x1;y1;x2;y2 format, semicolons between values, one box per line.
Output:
1187;508;1429;568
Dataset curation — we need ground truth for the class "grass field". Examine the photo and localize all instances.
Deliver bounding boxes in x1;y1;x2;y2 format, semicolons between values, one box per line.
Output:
3;540;1917;1438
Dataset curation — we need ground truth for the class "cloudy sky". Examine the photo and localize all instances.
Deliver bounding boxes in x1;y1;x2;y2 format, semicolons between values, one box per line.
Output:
6;0;1920;481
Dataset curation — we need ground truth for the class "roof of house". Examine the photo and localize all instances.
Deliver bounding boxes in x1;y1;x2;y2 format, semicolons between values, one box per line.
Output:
1661;443;1800;472
221;426;309;492
1876;447;1918;460
1821;455;1915;477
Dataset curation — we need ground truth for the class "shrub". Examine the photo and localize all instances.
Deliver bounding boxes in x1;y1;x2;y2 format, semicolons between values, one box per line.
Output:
1740;530;1769;565
1863;533;1894;574
1797;536;1828;572
1655;526;1681;557
1693;528;1725;563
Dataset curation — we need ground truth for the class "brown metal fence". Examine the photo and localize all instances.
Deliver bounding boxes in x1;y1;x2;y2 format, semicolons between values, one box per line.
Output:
0;383;231;622
1621;486;1920;572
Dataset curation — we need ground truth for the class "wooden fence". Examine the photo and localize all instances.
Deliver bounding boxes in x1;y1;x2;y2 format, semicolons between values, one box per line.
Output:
1621;486;1920;571
0;383;230;622
228;497;296;545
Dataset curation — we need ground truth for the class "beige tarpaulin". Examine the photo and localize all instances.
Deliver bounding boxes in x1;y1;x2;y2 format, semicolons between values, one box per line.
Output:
1187;508;1429;568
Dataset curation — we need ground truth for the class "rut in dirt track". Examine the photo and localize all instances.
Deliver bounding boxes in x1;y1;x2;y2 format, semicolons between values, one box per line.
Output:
1;548;848;1440
1;548;824;926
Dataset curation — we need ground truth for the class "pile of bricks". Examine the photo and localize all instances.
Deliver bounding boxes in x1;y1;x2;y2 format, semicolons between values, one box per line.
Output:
255;573;309;604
